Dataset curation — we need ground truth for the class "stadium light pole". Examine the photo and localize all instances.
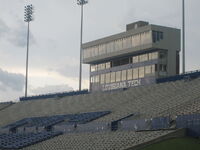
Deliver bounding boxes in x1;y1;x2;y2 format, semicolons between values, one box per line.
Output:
182;0;185;73
24;4;34;97
77;0;88;91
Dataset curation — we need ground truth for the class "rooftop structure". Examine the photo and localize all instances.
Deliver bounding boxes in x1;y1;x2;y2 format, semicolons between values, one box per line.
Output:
82;21;181;92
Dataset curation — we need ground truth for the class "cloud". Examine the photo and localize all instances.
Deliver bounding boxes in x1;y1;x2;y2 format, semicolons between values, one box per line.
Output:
30;84;73;95
0;19;10;39
0;18;36;47
0;68;25;91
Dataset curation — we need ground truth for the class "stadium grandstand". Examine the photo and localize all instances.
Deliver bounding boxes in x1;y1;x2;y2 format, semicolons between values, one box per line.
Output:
0;70;200;149
1;21;200;150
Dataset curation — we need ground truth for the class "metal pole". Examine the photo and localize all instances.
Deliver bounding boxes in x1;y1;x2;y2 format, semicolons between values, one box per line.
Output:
25;22;30;97
182;0;185;73
79;4;84;91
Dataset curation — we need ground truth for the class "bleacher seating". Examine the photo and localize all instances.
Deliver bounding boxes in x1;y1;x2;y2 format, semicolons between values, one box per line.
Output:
0;75;200;149
156;70;200;83
1;111;111;134
111;114;135;131
0;131;62;149
20;130;175;150
0;102;13;112
151;116;171;130
176;113;200;137
68;111;111;124
20;89;89;101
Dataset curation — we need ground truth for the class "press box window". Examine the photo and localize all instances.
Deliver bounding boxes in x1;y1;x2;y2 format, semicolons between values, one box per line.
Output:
133;68;139;79
106;62;111;69
133;56;139;64
152;31;164;43
139;67;145;78
91;76;94;83
127;69;133;80
111;72;116;83
100;74;105;84
116;71;121;82
145;65;151;75
122;70;127;81
105;73;111;84
91;65;96;72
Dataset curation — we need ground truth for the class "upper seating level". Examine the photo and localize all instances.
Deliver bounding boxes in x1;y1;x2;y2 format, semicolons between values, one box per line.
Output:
0;102;13;111
20;89;89;101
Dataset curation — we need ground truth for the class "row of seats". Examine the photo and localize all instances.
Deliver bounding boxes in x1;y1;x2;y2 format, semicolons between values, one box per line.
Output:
2;111;111;132
0;131;62;149
0;77;200;149
0;102;13;111
20;89;89;101
20;130;174;150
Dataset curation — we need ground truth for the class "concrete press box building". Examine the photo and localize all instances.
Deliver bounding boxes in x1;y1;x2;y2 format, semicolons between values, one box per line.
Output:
82;21;181;92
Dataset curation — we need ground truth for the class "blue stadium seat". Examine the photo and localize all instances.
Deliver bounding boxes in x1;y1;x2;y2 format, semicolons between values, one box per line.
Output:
151;116;170;130
0;131;63;149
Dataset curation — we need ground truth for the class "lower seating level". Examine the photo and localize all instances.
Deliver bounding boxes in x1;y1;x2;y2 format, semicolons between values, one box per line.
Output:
0;131;62;149
0;77;200;149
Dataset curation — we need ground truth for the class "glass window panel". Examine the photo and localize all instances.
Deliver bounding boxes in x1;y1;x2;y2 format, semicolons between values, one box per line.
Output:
91;47;95;57
122;70;127;81
148;53;152;60
96;75;100;83
145;65;151;75
133;56;139;64
152;65;155;74
152;52;158;60
141;31;152;45
111;72;116;83
88;48;92;58
163;65;167;71
94;76;97;83
106;62;111;69
91;76;94;83
105;73;110;84
97;64;101;71
143;54;148;61
133;68;138;79
91;65;95;72
100;74;105;84
94;65;98;71
116;71;121;82
127;69;133;80
99;44;106;55
95;46;99;56
139;67;144;78
115;39;123;51
106;41;115;53
132;34;141;47
123;37;132;49
152;31;157;43
93;46;99;56
101;63;105;70
139;54;148;62
140;32;146;45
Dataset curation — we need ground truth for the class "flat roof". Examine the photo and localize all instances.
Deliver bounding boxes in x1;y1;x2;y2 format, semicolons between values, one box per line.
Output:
82;24;180;49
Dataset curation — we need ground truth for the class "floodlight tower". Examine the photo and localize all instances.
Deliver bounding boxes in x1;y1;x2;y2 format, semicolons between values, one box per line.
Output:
182;0;185;73
24;4;34;97
77;0;88;91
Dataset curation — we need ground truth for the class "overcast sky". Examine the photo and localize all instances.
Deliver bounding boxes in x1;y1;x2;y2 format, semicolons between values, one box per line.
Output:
0;0;199;102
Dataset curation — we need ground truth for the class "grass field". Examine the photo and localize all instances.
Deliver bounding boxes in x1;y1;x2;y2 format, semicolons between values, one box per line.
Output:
141;137;200;150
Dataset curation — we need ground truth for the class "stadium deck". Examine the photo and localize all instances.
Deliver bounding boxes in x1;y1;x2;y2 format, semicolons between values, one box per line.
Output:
0;75;200;149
